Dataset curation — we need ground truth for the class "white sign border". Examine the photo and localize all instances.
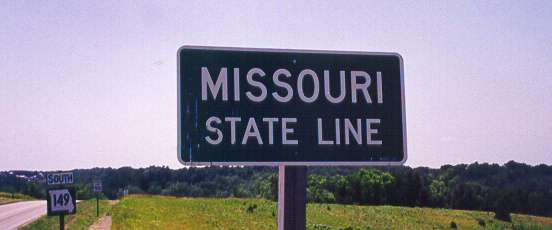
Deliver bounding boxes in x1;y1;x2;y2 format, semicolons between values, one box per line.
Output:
177;45;407;166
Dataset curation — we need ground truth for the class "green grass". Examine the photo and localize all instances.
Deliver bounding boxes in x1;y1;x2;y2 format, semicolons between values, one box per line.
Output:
112;195;552;230
22;199;113;230
0;192;33;205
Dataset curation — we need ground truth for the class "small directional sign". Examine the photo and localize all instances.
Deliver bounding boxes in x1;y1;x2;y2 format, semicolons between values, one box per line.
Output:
47;188;77;216
93;181;102;193
47;172;74;185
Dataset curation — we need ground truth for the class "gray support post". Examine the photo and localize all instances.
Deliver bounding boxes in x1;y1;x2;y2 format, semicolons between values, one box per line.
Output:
96;194;99;217
278;165;307;230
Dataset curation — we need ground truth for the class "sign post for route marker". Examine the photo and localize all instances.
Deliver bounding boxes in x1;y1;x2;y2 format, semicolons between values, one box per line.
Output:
177;46;406;230
93;180;102;217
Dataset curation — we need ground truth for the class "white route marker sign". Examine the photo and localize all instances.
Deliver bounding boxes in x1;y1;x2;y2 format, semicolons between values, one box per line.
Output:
47;188;77;215
93;181;102;193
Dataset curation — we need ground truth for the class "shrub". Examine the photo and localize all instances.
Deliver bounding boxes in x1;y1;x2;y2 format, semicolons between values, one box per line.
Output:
246;203;258;213
494;210;511;222
450;221;457;229
493;192;514;222
477;218;486;226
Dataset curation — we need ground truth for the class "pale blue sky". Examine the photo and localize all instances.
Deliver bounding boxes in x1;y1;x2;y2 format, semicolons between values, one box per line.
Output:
1;1;551;170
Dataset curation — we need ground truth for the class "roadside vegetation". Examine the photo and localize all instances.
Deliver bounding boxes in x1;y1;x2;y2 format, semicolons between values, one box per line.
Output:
112;195;552;230
0;192;33;205
3;161;552;220
22;199;113;230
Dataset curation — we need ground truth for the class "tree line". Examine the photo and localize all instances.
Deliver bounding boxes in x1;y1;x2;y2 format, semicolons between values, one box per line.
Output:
1;161;551;219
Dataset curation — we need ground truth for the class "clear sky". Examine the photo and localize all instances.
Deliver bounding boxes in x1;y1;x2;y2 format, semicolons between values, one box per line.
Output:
1;1;551;170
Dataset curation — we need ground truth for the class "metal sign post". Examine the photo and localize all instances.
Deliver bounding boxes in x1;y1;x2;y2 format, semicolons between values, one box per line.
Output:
59;215;64;230
93;180;102;217
96;194;99;217
278;165;307;230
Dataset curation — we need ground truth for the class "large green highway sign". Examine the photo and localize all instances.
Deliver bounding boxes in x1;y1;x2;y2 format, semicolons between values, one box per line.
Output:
178;46;406;166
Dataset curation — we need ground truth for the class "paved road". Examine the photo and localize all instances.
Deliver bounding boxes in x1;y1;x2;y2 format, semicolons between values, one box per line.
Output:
0;200;46;230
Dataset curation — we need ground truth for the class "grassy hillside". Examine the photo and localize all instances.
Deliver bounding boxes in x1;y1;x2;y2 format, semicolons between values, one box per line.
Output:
112;195;552;230
22;199;113;230
0;192;33;205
